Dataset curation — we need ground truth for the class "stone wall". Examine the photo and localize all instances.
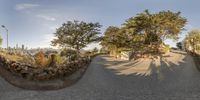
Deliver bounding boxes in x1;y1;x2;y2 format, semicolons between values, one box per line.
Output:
0;55;91;90
0;55;90;81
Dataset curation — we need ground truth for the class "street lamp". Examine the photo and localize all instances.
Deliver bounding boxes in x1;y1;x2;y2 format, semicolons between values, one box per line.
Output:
1;25;8;49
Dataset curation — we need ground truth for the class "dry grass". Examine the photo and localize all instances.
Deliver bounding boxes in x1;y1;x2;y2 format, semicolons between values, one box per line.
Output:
0;51;35;64
0;52;24;61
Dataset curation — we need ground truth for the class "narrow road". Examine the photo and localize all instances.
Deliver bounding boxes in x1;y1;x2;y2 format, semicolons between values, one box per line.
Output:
1;51;200;100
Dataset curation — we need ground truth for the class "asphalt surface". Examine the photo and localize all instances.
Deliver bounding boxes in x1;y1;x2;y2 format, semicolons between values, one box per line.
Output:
0;51;200;100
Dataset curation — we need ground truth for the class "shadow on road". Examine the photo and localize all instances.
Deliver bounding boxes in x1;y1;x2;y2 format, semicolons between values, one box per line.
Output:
97;51;190;82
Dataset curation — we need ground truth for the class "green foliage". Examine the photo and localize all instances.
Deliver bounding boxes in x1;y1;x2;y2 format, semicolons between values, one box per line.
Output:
101;26;132;57
51;20;102;52
99;47;108;54
176;42;182;50
50;54;65;65
101;10;187;56
184;29;200;53
162;44;170;53
60;49;78;61
124;10;187;45
92;47;98;54
101;26;133;49
60;49;76;56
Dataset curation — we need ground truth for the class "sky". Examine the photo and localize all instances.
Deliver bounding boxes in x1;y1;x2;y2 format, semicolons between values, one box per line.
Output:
0;0;200;50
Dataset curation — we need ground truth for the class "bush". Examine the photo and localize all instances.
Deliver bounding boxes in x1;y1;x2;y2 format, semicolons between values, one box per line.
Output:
49;54;65;65
160;44;170;53
92;47;98;54
60;49;78;61
21;55;35;64
84;51;92;56
55;54;65;64
34;51;48;67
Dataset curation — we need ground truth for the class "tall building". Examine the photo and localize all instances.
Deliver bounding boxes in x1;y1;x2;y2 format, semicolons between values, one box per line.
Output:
16;44;18;49
22;44;24;50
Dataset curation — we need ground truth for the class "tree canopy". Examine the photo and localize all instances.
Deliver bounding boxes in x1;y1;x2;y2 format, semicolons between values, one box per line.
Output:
124;10;187;44
101;26;120;49
184;29;200;53
101;26;132;55
101;10;187;56
51;20;102;52
176;42;183;50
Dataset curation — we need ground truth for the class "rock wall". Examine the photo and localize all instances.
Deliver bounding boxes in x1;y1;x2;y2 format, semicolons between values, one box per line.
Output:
0;55;90;81
0;55;91;90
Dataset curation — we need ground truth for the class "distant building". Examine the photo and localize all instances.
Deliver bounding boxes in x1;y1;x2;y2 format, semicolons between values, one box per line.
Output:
16;44;18;49
22;44;24;50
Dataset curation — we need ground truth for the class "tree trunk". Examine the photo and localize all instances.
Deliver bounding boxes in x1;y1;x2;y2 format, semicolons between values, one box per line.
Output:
76;45;80;59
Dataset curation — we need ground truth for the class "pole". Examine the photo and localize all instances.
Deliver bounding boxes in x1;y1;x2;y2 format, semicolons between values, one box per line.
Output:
6;29;8;49
1;25;9;50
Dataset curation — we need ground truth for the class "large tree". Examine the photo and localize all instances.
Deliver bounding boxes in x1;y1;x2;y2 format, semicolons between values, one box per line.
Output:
184;29;200;54
176;42;183;50
101;26;120;56
51;20;102;53
124;10;187;45
101;26;132;57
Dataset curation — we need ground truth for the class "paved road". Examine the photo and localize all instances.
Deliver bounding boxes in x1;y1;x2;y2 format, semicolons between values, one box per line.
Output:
1;51;200;100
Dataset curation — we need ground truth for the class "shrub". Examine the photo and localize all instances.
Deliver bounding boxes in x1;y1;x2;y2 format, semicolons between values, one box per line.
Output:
92;47;98;54
85;51;92;56
60;49;78;61
49;54;65;65
21;55;35;64
34;51;48;67
160;44;170;53
55;54;64;64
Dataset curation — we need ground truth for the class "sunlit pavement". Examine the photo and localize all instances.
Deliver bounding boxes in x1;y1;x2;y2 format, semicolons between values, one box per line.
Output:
1;51;200;100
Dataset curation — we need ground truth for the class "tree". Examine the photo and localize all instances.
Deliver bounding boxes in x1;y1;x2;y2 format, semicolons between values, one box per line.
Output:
101;26;119;56
51;20;102;54
176;42;182;50
124;10;187;45
101;26;130;56
92;47;98;54
184;29;200;54
101;10;187;58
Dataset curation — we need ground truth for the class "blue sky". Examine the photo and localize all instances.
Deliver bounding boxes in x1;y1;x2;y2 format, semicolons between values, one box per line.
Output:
0;0;200;49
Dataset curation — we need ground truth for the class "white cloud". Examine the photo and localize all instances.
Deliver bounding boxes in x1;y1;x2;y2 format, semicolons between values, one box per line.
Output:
43;33;55;43
36;14;56;21
33;33;55;48
49;25;59;31
83;43;101;50
185;24;196;31
15;3;39;10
